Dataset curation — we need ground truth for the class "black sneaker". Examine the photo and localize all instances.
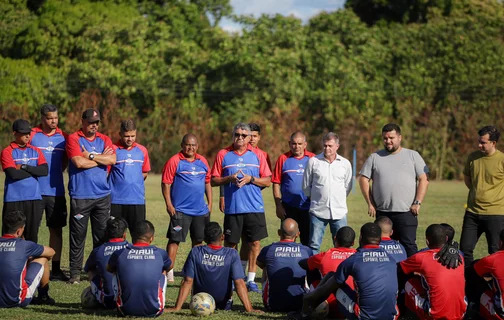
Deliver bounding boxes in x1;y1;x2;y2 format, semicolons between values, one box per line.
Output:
67;275;80;285
32;294;56;305
50;269;69;282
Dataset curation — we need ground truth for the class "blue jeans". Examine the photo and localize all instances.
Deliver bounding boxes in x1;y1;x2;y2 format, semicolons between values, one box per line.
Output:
308;213;347;254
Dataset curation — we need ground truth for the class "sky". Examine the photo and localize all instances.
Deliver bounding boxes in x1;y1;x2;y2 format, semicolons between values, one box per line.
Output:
220;0;346;33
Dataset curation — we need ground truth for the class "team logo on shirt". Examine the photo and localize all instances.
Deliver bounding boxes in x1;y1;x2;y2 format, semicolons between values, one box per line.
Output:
125;154;134;165
22;153;29;164
237;158;246;167
46;141;54;152
202;253;225;266
191;166;197;175
0;241;16;252
274;246;302;257
296;164;304;175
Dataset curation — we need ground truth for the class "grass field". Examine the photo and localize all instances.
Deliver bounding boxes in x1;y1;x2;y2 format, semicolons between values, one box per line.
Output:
0;177;487;319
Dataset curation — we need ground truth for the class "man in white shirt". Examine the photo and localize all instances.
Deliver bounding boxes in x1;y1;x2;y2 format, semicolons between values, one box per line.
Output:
302;132;352;254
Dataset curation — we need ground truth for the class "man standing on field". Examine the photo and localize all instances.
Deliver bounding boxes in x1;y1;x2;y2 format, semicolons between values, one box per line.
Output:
359;123;429;257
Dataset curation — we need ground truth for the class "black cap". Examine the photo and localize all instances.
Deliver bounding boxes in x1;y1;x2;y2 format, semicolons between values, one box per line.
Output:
82;108;101;122
12;119;32;134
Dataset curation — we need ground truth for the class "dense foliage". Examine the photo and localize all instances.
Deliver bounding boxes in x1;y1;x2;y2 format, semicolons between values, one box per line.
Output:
1;0;503;178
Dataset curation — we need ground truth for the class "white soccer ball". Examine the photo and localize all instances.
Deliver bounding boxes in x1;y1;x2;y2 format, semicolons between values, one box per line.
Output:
311;300;329;319
189;292;216;316
81;286;99;309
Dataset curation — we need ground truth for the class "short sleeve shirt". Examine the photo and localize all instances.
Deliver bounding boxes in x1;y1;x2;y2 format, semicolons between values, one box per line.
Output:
379;238;407;262
307;247;356;286
474;251;504;312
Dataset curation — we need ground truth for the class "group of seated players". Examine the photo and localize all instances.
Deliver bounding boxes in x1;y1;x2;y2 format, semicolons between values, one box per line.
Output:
2;210;504;320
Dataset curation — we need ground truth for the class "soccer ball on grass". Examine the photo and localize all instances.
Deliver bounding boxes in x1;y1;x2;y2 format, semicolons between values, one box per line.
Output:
81;286;100;309
189;292;216;316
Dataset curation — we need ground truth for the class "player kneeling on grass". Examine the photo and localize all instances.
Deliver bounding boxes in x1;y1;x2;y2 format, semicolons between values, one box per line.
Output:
0;211;56;308
83;217;129;308
107;220;171;317
399;224;467;320
166;222;261;313
295;222;399;320
256;218;313;312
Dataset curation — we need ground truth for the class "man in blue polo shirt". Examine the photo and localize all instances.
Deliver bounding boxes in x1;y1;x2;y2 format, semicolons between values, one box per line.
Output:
211;122;272;293
84;218;129;308
30;104;69;281
0;211;56;308
1;119;48;243
167;222;259;313
272;131;315;246
108;220;171;317
376;216;407;262
162;133;212;282
257;218;313;312
66;108;116;284
298;222;399;320
109;119;150;239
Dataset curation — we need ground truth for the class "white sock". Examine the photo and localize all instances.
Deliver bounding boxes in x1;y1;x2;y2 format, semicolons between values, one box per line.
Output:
247;272;256;283
241;260;247;273
167;269;174;281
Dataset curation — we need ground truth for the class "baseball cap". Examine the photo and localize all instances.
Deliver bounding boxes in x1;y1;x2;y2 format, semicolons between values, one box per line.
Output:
82;108;101;123
12;119;32;134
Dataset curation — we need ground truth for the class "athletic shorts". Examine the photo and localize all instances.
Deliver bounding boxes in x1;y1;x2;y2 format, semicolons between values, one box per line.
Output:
42;196;67;228
110;204;146;238
2;200;43;243
166;212;210;243
224;213;268;244
90;274;115;309
20;262;44;307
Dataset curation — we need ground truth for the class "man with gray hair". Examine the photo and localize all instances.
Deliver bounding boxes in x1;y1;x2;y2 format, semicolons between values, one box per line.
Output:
302;132;352;254
211;122;272;293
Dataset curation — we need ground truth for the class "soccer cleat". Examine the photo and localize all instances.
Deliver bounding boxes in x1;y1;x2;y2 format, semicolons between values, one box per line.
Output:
50;269;69;282
32;294;56;305
246;281;261;293
67;275;80;285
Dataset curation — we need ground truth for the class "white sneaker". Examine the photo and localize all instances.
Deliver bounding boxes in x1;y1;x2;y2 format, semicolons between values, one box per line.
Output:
167;269;174;283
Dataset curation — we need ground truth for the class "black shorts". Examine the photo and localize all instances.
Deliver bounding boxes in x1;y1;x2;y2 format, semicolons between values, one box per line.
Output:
224;213;268;244
42;196;67;228
2;200;43;243
110;204;146;237
166;212;210;243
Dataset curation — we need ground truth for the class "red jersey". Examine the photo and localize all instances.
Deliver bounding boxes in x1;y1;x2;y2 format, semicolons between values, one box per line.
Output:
400;249;466;320
474;251;504;312
307;247;356;288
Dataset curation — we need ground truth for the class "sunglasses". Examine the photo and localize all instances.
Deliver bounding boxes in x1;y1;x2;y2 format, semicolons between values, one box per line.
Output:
234;133;249;139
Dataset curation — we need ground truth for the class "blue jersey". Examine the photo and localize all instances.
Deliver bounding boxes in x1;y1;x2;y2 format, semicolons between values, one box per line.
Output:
1;143;46;202
30;127;66;196
84;238;129;307
182;245;244;309
108;243;171;317
334;245;398;320
211;145;272;214
162;152;210;216
272;151;315;210
0;236;44;307
257;241;313;312
66;130;113;199
379;238;407;262
109;142;150;205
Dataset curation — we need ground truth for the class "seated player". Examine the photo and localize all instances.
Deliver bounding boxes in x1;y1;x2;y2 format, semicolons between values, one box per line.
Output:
376;216;407;262
0;211;55;308
167;222;260;313
300;222;399;320
84;217;129;308
400;224;467;320
256;218;313;312
473;229;504;319
107;220;171;317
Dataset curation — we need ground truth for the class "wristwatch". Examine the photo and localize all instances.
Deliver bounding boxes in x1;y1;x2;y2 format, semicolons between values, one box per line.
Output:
89;153;95;161
413;200;421;206
250;176;255;184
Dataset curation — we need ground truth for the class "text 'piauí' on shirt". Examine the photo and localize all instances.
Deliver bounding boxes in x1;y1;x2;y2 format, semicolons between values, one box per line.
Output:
379;237;407;262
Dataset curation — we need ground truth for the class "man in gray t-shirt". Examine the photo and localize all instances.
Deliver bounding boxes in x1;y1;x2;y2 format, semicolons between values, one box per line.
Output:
358;123;429;256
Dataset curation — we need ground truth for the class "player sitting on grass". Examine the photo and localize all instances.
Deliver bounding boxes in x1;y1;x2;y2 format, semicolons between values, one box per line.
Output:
0;211;55;308
256;218;313;312
83;217;129;308
167;222;260;313
107;220;171;317
399;224;467;320
376;216;407;262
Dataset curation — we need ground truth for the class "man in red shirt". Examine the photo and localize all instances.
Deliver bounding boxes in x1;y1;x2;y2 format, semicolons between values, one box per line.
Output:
400;224;467;320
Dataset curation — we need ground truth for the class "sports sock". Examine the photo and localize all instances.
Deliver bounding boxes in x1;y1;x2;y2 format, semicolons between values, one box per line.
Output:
247;272;256;283
167;269;174;281
241;260;247;273
38;285;49;297
52;261;60;271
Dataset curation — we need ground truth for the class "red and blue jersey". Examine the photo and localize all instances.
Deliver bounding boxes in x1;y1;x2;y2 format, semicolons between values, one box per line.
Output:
29;127;67;197
84;238;128;307
108;243;171;317
0;235;44;307
109;141;150;205
258;240;313;312
400;248;466;320
66;130;114;199
380;237;407;262
334;245;399;320
474;251;504;314
182;245;244;309
211;145;272;214
1;143;47;202
272;150;315;210
162;152;210;216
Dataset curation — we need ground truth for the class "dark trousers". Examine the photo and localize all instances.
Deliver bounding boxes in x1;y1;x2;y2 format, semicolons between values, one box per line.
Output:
2;200;43;243
464;260;490;305
283;202;310;246
376;211;418;257
460;211;504;266
69;195;110;277
110;204;146;240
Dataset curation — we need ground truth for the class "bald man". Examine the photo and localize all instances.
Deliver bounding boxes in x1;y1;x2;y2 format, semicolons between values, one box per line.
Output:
257;218;313;312
162;134;212;282
376;216;407;262
272;131;315;246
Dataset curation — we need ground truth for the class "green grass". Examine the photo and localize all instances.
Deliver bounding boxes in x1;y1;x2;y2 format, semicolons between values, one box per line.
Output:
0;177;486;319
